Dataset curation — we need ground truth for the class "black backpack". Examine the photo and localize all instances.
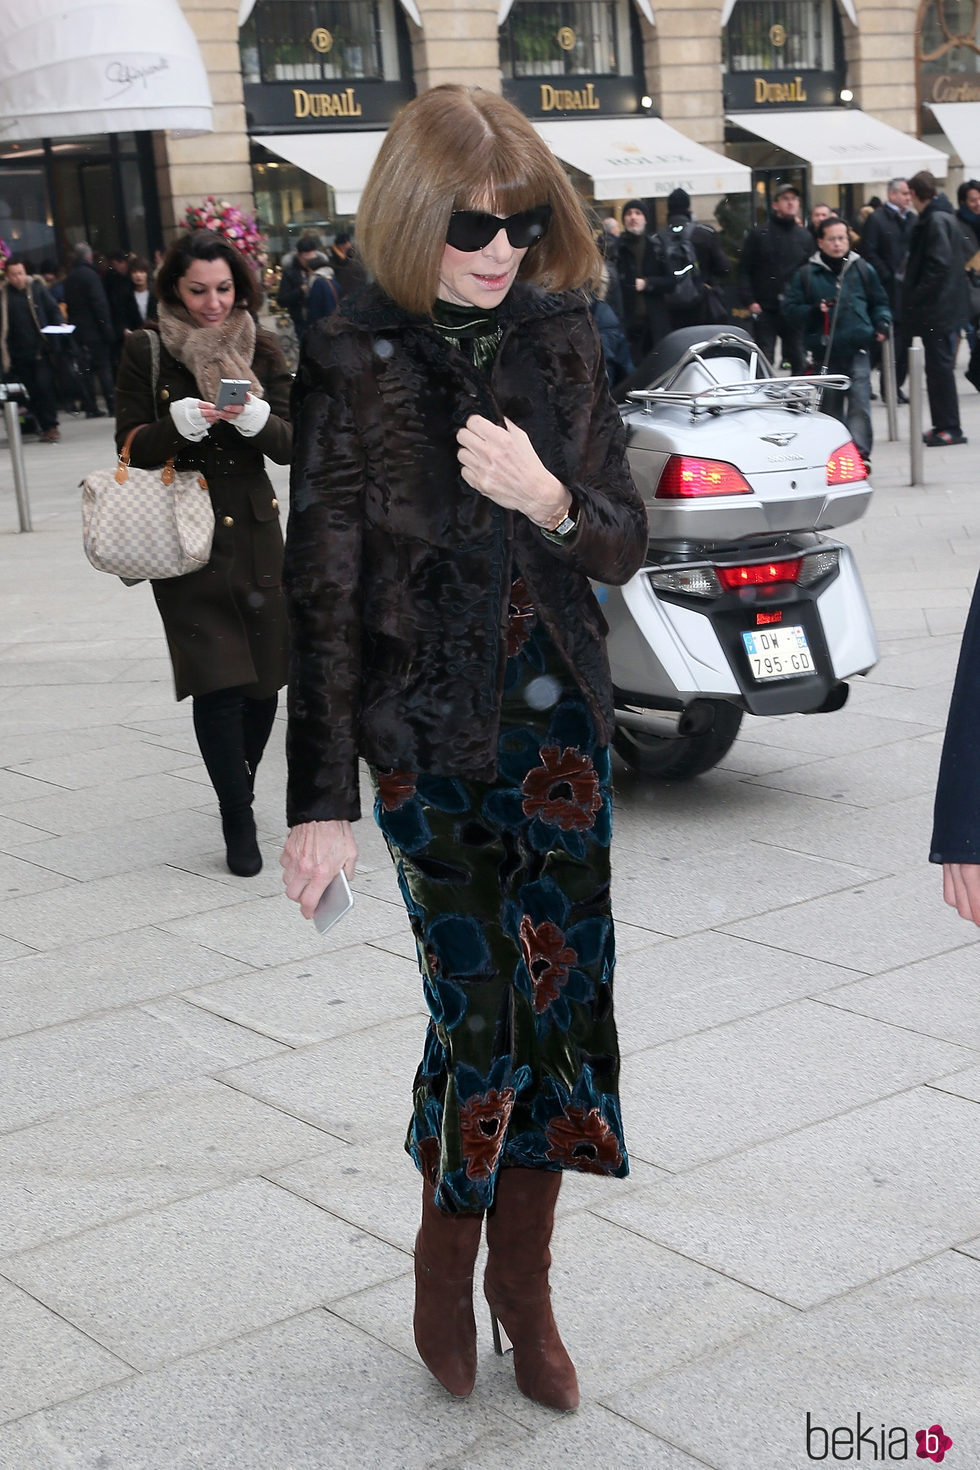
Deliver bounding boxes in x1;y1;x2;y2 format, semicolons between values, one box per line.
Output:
656;221;705;310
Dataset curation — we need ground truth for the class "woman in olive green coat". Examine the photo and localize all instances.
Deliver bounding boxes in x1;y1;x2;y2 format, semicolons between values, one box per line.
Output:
115;230;292;875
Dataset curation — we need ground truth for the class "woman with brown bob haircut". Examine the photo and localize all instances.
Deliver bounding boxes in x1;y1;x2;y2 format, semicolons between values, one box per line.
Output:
280;86;647;1413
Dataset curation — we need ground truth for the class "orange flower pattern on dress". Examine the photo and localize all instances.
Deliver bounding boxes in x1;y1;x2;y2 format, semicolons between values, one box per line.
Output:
507;577;536;657
519;915;576;1014
459;1086;515;1180
546;1105;623;1174
522;745;601;831
376;768;418;811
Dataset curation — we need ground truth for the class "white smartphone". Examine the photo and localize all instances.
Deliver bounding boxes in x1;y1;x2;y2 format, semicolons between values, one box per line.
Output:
214;377;252;410
312;870;354;934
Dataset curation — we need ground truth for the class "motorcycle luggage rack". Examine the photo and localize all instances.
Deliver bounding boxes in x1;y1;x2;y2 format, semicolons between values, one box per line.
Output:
627;335;849;417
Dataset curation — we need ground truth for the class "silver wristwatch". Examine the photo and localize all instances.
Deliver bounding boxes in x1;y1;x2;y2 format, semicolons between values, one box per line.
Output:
540;504;578;543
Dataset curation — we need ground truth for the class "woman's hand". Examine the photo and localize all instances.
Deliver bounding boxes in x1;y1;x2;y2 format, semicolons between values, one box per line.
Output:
457;414;571;530
280;819;359;920
943;862;980;925
199;398;247;426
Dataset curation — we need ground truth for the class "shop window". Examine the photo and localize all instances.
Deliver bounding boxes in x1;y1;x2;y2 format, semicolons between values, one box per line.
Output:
500;0;632;79
241;0;401;84
724;0;840;73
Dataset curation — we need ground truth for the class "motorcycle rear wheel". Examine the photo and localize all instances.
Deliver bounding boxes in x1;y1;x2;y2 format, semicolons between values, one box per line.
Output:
613;702;743;780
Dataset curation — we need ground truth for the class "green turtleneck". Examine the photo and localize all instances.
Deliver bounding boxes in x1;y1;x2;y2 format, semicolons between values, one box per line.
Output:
431;298;503;375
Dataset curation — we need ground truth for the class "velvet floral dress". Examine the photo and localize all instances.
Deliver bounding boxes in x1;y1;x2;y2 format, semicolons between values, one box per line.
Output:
371;301;628;1217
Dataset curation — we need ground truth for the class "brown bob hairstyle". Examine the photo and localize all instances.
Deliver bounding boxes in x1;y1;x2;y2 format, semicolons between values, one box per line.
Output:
156;230;259;316
356;86;602;315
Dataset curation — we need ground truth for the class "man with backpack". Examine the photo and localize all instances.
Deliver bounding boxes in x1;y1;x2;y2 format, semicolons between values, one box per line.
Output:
736;182;812;373
616;198;674;363
783;215;891;471
651;188;731;330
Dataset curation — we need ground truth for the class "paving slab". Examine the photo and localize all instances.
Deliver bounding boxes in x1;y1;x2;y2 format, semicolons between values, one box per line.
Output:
621;998;974;1172
1;1178;407;1372
720;867;971;971
596;1085;980;1308
0;998;286;1132
819;943;980;1047
0;1079;335;1256
0;1279;132;1426
745;731;941;807
0;771;214;838
604;1251;980;1470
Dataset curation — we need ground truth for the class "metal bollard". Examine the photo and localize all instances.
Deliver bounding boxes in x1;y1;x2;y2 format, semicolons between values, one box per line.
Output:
908;337;924;487
881;327;899;443
1;393;33;532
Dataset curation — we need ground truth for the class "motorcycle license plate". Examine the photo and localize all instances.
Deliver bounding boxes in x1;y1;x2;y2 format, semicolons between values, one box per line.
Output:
741;625;814;680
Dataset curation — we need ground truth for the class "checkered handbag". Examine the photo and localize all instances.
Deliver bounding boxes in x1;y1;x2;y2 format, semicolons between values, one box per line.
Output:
80;330;215;581
81;432;214;580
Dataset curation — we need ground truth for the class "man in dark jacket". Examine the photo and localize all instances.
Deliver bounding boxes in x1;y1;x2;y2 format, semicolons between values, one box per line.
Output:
859;177;915;401
736;182;812;373
103;251;141;369
0;256;63;440
904;170;969;446
277;236;319;335
650;187;731;330
63;241;115;416
784;217;891;468
327;233;367;298
616;198;673;363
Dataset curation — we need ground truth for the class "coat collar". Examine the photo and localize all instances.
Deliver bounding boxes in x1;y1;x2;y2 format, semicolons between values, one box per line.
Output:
336;280;585;335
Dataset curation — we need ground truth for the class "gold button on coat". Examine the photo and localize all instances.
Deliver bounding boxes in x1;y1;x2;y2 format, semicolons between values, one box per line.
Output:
160;389;169;401
222;515;234;527
271;498;278;509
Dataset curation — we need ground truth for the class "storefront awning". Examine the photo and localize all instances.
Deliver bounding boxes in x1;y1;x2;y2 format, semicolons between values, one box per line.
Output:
253;132;386;215
240;0;422;25
533;117;751;199
926;102;980;177
0;0;212;140
725;109;948;185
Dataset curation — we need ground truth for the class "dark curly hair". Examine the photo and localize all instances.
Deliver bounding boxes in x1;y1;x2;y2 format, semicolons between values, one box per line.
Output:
156;230;259;314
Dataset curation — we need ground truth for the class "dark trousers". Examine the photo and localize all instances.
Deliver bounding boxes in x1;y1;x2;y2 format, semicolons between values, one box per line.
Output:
10;353;59;432
751;308;805;375
78;338;115;413
922;327;961;435
191;686;278;818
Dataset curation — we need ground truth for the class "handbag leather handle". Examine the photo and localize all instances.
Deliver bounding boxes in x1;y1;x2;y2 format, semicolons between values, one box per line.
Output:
115;426;176;486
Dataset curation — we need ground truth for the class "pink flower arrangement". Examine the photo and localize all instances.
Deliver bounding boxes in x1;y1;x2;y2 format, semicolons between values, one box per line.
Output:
0;237;10;268
183;196;266;273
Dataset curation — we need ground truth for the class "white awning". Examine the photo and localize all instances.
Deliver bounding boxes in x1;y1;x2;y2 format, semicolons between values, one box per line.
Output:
533;117;751;199
0;0;212;140
253;132;386;215
240;0;421;24
500;0;653;23
726;109;948;185
721;0;856;19
927;102;980;177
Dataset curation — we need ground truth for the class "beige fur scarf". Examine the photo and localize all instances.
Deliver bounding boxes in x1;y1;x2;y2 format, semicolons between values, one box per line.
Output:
156;301;263;405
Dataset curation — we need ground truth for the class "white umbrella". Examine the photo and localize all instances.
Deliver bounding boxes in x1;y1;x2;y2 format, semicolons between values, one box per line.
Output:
0;0;213;141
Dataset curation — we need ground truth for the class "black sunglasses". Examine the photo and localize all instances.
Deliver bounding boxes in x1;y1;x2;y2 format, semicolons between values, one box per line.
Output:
446;205;552;253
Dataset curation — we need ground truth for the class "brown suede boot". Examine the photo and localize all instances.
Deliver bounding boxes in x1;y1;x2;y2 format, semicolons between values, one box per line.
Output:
484;1168;579;1412
413;1180;483;1397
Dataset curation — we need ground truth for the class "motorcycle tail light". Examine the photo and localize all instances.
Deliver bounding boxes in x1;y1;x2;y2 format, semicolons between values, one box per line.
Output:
656;455;753;498
649;566;722;597
797;548;840;586
717;558;802;590
826;442;867;484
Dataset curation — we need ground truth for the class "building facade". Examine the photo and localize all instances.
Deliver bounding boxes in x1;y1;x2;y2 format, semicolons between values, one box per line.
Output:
2;0;977;267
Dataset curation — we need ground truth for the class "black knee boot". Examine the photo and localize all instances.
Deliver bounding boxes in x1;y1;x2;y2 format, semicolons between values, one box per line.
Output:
241;693;278;794
192;688;262;877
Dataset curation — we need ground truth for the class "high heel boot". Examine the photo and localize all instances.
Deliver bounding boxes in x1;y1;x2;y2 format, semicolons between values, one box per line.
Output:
484;1168;579;1412
192;689;262;877
413;1180;483;1397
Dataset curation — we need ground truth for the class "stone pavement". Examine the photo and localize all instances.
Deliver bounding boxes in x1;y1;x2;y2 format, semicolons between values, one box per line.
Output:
0;380;979;1470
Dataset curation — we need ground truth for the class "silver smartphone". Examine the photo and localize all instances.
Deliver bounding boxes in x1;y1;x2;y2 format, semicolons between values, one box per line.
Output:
312;870;354;934
215;377;252;409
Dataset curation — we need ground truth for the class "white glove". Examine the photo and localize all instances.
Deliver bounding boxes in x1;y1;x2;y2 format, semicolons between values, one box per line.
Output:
233;395;271;437
169;397;209;441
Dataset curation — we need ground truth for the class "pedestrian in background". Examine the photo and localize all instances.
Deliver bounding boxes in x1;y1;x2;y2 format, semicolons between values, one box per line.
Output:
904;170;968;447
651;186;731;331
114;229;292;877
616;197;673;363
279;83;646;1413
104;250;140;369
129;257;158;323
736;181;811;373
783;215;891;472
276;236;319;336
64;241;116;417
0;254;63;441
859;177;914;403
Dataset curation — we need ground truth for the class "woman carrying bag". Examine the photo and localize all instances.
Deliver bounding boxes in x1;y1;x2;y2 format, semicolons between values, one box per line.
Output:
279;86;646;1411
115;230;292;876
